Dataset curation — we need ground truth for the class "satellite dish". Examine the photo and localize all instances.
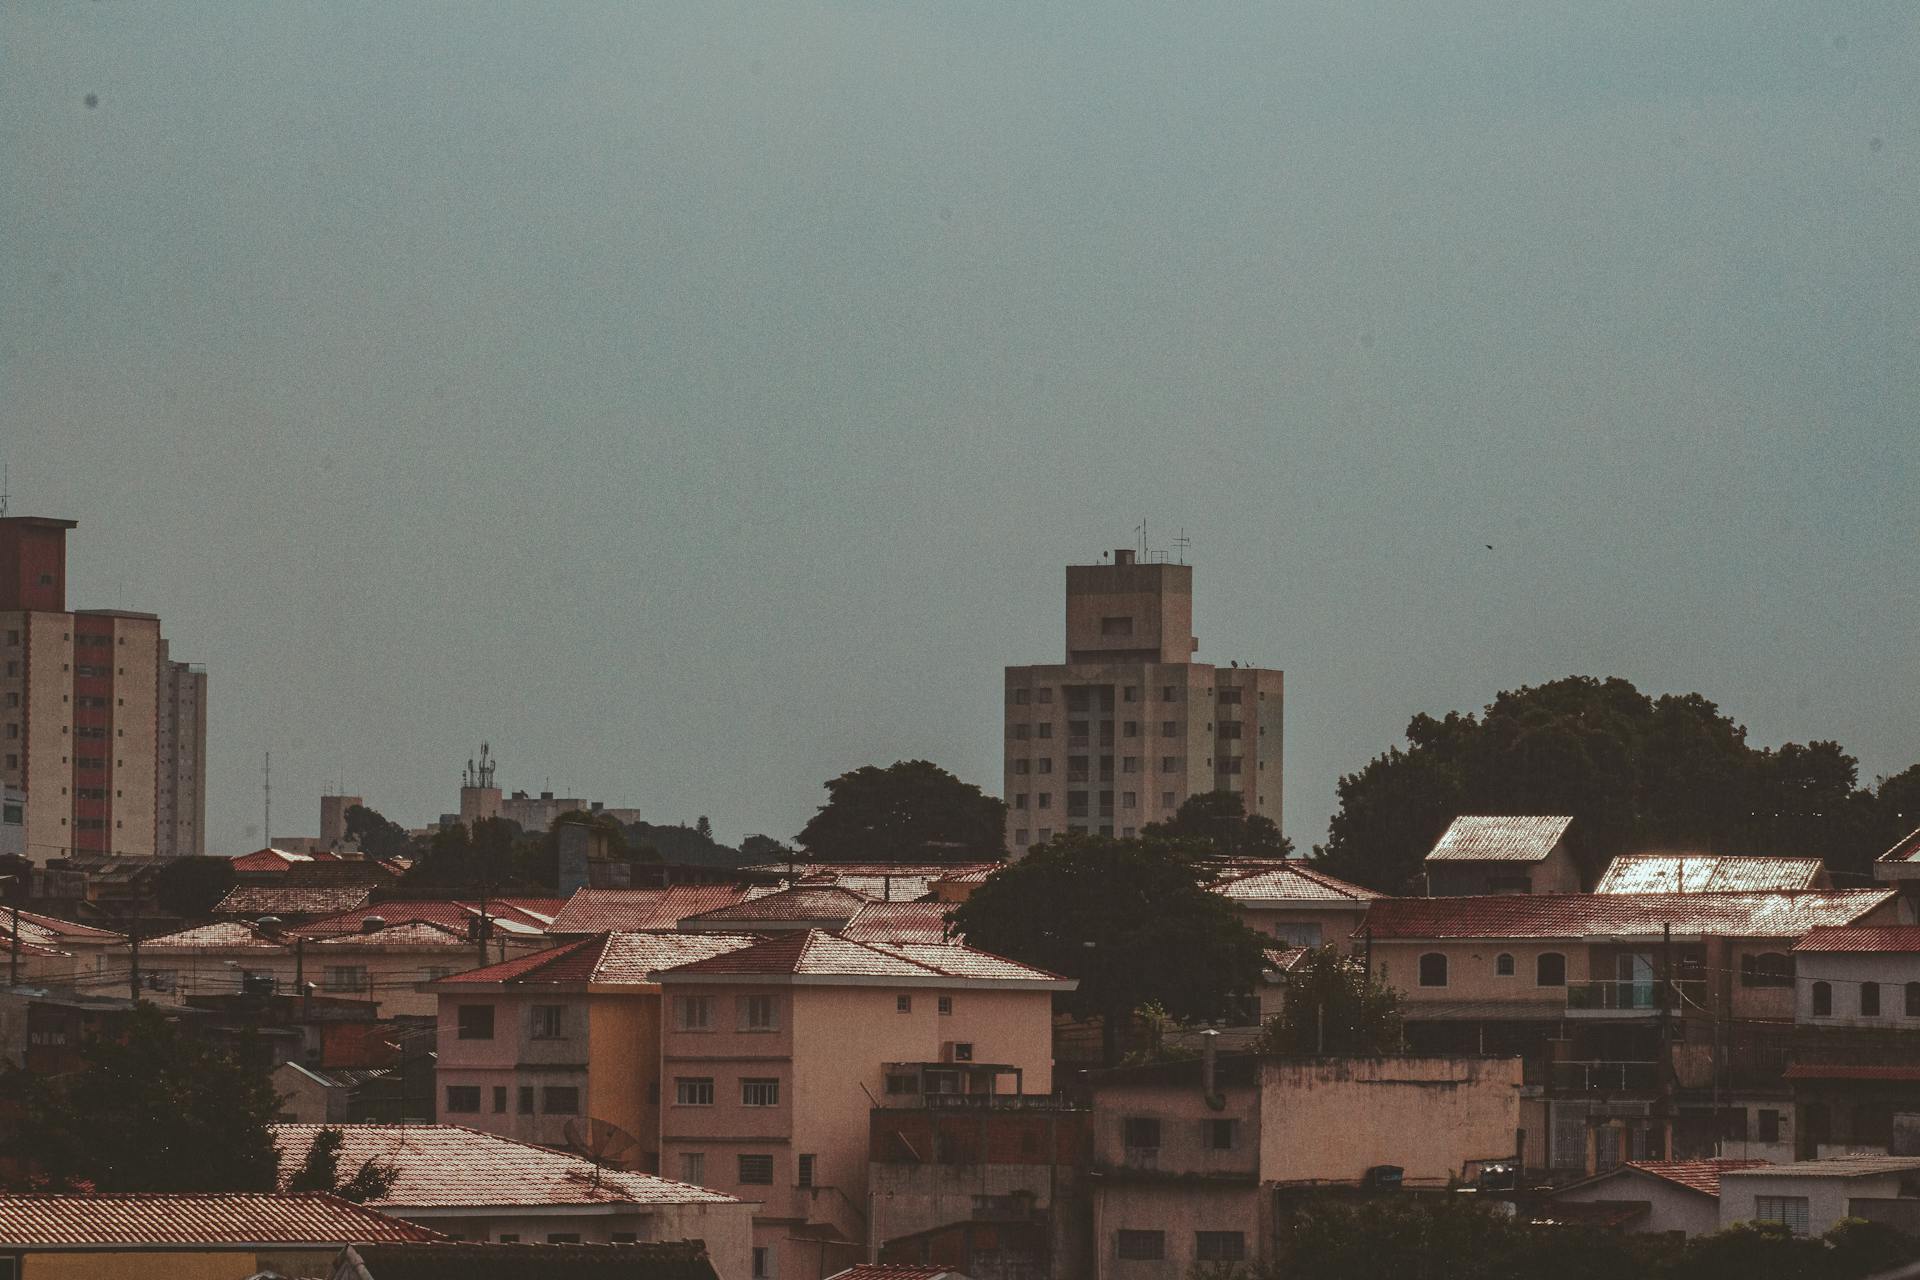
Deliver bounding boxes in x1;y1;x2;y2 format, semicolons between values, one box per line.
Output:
564;1116;643;1186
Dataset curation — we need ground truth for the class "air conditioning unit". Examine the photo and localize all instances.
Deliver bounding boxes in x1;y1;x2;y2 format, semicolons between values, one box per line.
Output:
942;1042;975;1063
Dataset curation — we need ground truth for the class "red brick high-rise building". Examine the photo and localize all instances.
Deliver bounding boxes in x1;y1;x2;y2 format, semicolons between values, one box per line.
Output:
0;516;207;861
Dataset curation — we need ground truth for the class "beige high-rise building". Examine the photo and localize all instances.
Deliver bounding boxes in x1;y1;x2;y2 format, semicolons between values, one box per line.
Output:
1003;549;1282;855
0;516;208;862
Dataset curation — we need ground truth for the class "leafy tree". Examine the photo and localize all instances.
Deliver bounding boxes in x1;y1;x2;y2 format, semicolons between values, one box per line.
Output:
739;833;794;864
2;1004;280;1191
1254;946;1402;1057
695;815;714;842
401;818;550;892
797;760;1007;862
622;820;749;868
151;856;237;918
1143;790;1293;857
344;804;415;860
950;835;1267;1064
285;1126;397;1203
1314;676;1916;892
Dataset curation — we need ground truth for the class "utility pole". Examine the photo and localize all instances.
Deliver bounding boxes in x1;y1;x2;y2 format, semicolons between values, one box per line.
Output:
3;872;20;987
128;915;141;1002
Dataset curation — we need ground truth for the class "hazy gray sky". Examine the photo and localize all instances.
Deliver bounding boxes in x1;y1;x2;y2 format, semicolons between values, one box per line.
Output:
5;2;1916;855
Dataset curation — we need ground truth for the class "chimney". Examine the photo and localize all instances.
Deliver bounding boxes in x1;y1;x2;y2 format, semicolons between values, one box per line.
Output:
358;915;386;934
1201;1028;1220;1101
1114;548;1136;566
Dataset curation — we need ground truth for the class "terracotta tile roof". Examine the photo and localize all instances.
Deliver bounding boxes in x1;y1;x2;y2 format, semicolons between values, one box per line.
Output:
1624;1159;1771;1196
1596;855;1827;894
215;885;375;917
1783;1063;1920;1082
1264;945;1311;973
272;1124;738;1208
828;1267;966;1280
842;902;958;944
141;920;289;950
1878;827;1920;864
312;919;472;949
11;909;121;943
291;900;563;939
229;847;348;872
0;1192;439;1246
547;885;771;934
1794;926;1920;954
1424;815;1573;863
741;862;998;880
1360;889;1895;941
1720;1155;1920;1178
793;865;998;900
5;937;70;958
434;931;761;986
1210;861;1380;904
656;929;1073;988
679;885;870;925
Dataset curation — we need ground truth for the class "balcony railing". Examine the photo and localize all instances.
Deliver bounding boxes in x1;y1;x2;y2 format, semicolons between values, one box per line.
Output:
1550;1059;1661;1093
1565;978;1706;1014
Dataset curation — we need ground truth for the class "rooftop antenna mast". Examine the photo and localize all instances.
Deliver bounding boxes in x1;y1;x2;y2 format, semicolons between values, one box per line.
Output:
1134;518;1147;559
1;462;9;518
263;750;272;849
1174;528;1191;564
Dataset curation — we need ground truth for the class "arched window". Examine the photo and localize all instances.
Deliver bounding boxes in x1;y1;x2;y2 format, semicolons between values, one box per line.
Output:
1495;953;1515;977
1536;952;1567;987
1905;982;1920;1017
1812;981;1832;1017
1418;953;1449;988
1861;981;1881;1017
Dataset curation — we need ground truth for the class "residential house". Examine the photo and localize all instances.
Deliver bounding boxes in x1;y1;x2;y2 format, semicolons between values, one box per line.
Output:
1545;1159;1770;1235
432;930;760;1158
0;1191;438;1280
678;886;872;934
273;1123;754;1277
1782;926;1920;1158
1085;1049;1522;1279
1422;815;1579;896
841;903;958;946
1206;859;1377;949
549;886;776;936
1594;854;1828;894
1871;826;1920;907
1718;1156;1920;1236
653;931;1072;1280
0;908;120;986
1361;889;1897;1176
213;883;375;921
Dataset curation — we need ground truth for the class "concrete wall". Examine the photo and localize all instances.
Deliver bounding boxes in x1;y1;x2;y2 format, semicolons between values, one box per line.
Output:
1370;939;1581;1012
1426;842;1580;896
1092;1181;1260;1280
1258;1057;1522;1184
1796;951;1920;1026
22;1247;338;1280
1719;1169;1909;1236
20;611;72;862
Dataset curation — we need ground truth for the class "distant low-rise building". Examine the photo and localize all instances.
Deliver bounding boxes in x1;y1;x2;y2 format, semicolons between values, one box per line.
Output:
1422;815;1579;896
1207;859;1377;949
1595;854;1828;894
1546;1158;1770;1235
1718;1156;1920;1236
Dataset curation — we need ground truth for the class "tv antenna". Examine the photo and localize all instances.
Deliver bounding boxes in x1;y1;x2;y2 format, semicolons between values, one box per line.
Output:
564;1116;643;1187
1174;528;1191;564
1134;517;1147;557
1;463;9;518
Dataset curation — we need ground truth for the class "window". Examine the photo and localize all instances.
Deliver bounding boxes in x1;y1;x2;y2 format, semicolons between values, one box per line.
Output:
1218;721;1242;739
531;1005;564;1038
445;1086;481;1113
1116;1230;1165;1260
675;1077;714;1105
1161;685;1179;701
797;1153;816;1187
1495;953;1515;976
676;995;712;1030
1036;758;1052;774
1273;921;1323;947
1907;982;1920;1017
1195;1232;1246;1263
1121;756;1139;774
938;995;953;1015
492;1086;507;1113
456;1004;495;1039
1419;953;1449;987
1100;615;1134;636
1754;1195;1810;1236
1536;953;1566;987
885;1072;919;1095
1218;757;1243;775
1036;827;1052;841
1013;724;1030;740
741;1078;780;1107
1741;952;1792;987
324;966;370;994
518;1086;534;1114
1123;722;1139;739
1203;1118;1237;1150
741;994;779;1030
680;1152;706;1184
1159;720;1178;737
1036;687;1053;703
1862;981;1881;1017
1217;688;1242;705
1161;791;1176;807
1120;790;1137;808
737;1154;774;1185
1124;685;1139;702
1123;1117;1161;1150
752;1245;774;1278
1159;756;1181;772
1015;829;1030;846
1812;981;1832;1016
1037;723;1052;739
896;994;912;1013
1013;760;1030;775
1067;792;1088;817
542;1086;580;1114
1012;688;1030;705
1013;793;1027;809
1037;793;1051;810
547;1233;582;1244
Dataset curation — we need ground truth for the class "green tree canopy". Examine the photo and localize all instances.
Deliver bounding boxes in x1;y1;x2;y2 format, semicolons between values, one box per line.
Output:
285;1126;397;1203
3;1004;281;1191
1143;790;1293;857
796;760;1007;862
401;817;550;892
1254;946;1402;1057
950;834;1267;1064
1313;676;1917;892
344;803;415;860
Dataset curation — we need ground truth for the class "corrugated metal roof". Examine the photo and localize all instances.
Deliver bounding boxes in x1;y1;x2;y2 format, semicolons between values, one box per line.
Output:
1360;889;1895;940
1794;926;1920;954
1424;815;1573;863
0;1192;439;1246
272;1124;737;1208
1595;855;1826;894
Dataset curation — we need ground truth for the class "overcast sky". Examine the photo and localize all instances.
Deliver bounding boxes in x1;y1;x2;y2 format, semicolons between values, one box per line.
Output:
5;2;1915;855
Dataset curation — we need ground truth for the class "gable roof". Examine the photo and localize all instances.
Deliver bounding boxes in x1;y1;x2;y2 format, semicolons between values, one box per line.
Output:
0;1192;439;1247
434;931;762;987
1795;926;1920;954
678;885;870;929
547;885;772;934
9;909;121;944
1210;860;1380;905
271;1124;738;1209
1624;1159;1771;1197
1424;816;1573;863
654;929;1073;990
312;919;472;949
1361;889;1896;941
141;920;290;951
291;900;565;939
1878;827;1920;864
842;901;958;944
214;885;375;917
1595;854;1827;894
229;847;348;872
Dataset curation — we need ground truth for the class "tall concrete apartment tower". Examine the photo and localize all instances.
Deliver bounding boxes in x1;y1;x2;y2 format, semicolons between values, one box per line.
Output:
1002;549;1283;856
0;516;208;862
